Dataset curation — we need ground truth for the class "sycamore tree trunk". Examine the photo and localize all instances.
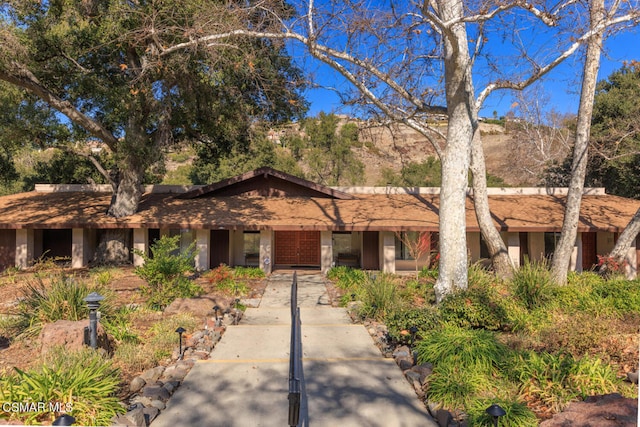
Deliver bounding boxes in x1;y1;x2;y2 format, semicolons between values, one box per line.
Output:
607;207;640;275
551;0;604;284
470;130;515;279
433;0;473;303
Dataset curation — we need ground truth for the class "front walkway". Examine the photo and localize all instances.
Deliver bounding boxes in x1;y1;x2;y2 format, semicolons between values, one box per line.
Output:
152;273;436;426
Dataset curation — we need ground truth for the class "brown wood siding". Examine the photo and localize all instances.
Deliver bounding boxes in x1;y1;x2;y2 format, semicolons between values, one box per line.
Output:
210;230;230;267
582;232;597;271
361;231;379;269
42;229;72;259
0;230;15;271
275;231;320;266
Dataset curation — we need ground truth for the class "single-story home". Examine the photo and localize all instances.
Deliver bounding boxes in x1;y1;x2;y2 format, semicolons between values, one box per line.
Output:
0;167;639;277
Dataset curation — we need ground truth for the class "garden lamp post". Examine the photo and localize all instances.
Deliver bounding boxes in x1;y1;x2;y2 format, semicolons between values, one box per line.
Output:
213;305;221;326
83;292;104;350
52;414;75;426
486;404;506;427
409;326;418;347
175;327;186;358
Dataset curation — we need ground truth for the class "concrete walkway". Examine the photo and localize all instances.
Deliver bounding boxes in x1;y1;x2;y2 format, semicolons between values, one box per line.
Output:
152;273;436;427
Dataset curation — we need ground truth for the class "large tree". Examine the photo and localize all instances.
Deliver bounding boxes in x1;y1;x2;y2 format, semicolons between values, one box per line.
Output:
172;1;639;300
0;0;306;218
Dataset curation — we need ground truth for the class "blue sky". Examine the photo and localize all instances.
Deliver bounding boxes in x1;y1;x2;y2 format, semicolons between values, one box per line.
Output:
298;27;639;119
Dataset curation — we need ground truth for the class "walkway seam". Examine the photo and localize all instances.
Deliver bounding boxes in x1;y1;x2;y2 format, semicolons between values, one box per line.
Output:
196;356;394;364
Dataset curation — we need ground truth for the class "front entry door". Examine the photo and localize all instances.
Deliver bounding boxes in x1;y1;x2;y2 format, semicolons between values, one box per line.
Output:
275;231;320;266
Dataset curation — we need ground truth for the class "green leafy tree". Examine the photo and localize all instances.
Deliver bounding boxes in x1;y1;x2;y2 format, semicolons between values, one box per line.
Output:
0;0;306;218
303;113;364;186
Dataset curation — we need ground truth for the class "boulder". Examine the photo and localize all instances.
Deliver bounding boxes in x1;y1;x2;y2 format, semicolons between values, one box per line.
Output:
39;320;110;356
540;394;637;427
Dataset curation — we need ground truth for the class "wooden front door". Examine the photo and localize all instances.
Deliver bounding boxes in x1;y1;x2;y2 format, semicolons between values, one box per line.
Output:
581;232;597;271
275;231;320;266
361;231;379;269
210;230;230;267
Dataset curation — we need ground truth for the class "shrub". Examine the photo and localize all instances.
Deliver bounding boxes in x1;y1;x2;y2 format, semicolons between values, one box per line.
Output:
0;347;124;426
510;260;554;310
385;306;440;344
511;351;619;413
326;266;367;290
416;325;508;376
101;306;140;344
418;264;438;281
233;266;266;279
356;273;401;320
134;235;202;310
438;284;508;331
466;398;538;427
426;363;491;411
13;273;113;338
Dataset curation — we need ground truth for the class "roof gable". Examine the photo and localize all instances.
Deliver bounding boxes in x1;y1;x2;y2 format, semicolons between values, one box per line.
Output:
177;167;355;200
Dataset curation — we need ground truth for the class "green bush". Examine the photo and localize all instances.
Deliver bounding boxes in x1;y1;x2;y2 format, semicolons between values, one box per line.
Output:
14;273;113;338
101;306;140;344
438;284;508;331
233;266;266;279
326;266;367;290
426;363;491;411
385;307;440;343
511;351;620;413
134;235;202;310
0;348;124;426
510;260;554;310
416;325;508;376
356;273;401;320
466;398;538;427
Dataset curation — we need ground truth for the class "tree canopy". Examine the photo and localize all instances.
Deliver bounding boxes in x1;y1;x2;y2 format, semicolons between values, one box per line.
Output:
0;0;307;216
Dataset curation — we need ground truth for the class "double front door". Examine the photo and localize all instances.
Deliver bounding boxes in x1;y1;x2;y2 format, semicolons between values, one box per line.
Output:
274;231;320;266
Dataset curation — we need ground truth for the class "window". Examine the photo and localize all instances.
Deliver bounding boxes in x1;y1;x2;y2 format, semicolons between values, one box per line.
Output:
332;232;352;255
395;232;436;261
243;232;260;256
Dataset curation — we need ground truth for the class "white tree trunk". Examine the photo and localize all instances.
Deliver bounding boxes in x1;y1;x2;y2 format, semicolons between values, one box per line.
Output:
434;0;472;303
551;0;605;284
470;130;515;278
610;207;640;262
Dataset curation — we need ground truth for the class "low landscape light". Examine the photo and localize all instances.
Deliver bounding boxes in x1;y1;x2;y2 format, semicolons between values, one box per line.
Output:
83;292;104;349
485;403;506;427
175;326;186;358
52;414;75;426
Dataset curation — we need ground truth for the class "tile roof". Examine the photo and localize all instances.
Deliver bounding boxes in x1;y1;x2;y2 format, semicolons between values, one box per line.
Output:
0;190;637;232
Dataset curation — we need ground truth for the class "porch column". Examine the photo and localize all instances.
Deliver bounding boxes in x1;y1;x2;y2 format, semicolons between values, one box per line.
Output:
381;231;395;274
572;233;583;272
466;232;480;263
15;229;35;269
320;231;333;274
504;232;521;268
260;230;273;274
195;229;210;271
132;229;148;267
72;228;93;269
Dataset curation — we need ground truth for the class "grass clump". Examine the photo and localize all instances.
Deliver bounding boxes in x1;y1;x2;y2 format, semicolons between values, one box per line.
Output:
0;347;124;426
466;398;538;427
510;260;554;310
134;235;202;310
355;273;401;320
326;266;367;290
13;273;113;338
438;283;508;331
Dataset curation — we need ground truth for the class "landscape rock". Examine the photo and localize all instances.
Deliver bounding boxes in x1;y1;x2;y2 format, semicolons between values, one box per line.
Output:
150;399;166;410
142;385;171;401
163;296;219;317
540;393;638;427
142;406;160;424
140;366;165;384
123;406;146;427
130;376;146;393
39;320;110;356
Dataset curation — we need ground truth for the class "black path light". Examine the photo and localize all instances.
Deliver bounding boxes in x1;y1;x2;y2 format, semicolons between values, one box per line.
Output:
486;403;506;427
83;292;104;349
52;414;75;425
213;305;221;326
409;326;418;347
175;327;186;359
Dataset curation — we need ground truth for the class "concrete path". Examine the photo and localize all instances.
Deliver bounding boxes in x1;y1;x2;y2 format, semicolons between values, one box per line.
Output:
152;273;436;427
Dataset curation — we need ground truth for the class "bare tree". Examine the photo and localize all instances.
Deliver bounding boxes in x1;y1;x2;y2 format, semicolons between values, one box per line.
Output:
394;231;432;279
165;0;640;300
550;0;606;285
